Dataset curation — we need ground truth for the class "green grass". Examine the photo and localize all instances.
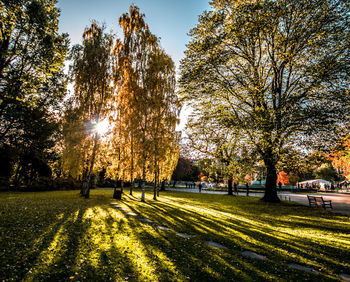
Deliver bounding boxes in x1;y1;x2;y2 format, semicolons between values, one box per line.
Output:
0;189;349;281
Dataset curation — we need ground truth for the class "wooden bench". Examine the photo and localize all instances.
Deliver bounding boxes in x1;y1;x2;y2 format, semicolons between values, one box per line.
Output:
307;195;333;210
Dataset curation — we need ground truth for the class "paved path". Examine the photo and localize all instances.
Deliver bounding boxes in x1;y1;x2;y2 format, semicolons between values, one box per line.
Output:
278;192;350;216
166;188;350;216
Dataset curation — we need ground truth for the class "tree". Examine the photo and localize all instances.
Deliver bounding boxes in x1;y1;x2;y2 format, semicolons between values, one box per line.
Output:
315;163;337;181
180;0;350;202
278;149;337;184
111;6;179;201
146;49;179;199
0;0;68;142
0;0;68;187
171;157;192;182
277;171;290;185
111;6;158;200
64;22;113;198
330;134;350;180
185;108;257;195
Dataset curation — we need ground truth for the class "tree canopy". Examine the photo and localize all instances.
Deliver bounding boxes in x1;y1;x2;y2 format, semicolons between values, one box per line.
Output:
180;0;350;202
0;0;68;187
110;6;179;200
61;6;180;200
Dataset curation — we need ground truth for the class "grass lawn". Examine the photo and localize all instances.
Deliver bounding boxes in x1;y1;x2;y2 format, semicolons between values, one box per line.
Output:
0;189;349;281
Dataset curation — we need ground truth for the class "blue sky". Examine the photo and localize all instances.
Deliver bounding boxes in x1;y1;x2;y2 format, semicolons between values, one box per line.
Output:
57;0;211;131
57;0;211;70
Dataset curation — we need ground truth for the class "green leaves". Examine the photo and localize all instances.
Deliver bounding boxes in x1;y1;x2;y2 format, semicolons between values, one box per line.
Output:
0;0;69;187
180;0;350;201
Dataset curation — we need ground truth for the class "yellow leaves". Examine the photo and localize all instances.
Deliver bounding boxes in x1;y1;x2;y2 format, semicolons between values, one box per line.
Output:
107;6;180;184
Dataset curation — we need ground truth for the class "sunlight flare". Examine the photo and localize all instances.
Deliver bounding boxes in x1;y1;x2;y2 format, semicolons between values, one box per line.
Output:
95;119;109;135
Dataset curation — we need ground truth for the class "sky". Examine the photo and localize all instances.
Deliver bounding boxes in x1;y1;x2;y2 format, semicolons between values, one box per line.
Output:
56;0;211;131
57;0;211;69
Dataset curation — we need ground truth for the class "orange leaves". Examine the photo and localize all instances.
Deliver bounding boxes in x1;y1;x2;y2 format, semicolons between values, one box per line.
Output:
277;171;290;185
118;5;147;35
109;5;179;184
330;135;350;179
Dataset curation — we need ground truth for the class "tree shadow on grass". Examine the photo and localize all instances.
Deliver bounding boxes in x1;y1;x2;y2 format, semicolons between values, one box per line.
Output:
115;202;284;280
118;193;350;280
0;211;73;280
1;191;349;281
0;192;112;280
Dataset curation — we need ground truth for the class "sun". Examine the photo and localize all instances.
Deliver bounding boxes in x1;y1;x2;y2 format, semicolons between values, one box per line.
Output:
95;119;109;135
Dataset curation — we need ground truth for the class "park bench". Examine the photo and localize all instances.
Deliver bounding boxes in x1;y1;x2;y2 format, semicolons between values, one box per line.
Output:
307;195;333;210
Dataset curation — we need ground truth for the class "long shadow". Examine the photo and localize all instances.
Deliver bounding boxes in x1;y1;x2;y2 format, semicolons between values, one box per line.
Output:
75;206;140;281
25;197;143;280
0;192;110;280
95;205;170;280
101;203;255;280
0;211;73;280
27;207;89;280
96;191;350;279
116;194;350;280
117;202;284;280
2;191;348;280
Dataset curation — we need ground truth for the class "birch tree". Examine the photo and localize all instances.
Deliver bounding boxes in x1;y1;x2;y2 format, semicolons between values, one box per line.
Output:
64;22;113;198
111;6;179;201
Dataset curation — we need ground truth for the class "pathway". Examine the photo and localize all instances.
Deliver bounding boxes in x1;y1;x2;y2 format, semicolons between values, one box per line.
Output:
278;191;350;216
166;188;350;216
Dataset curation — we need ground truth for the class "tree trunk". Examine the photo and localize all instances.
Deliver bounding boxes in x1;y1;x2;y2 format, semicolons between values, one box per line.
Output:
141;165;146;202
129;183;133;195
13;163;21;190
261;156;280;203
130;138;134;195
160;180;165;191
228;177;233;195
234;182;238;194
153;167;157;200
156;167;160;197
80;165;88;195
85;133;98;199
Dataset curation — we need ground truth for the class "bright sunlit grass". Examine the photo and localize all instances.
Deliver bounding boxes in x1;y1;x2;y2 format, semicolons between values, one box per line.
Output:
0;189;349;281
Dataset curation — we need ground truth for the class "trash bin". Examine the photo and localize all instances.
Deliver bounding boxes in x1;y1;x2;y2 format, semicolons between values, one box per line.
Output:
113;188;122;199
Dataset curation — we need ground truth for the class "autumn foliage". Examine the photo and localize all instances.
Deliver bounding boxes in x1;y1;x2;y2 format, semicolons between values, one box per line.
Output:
62;6;179;199
330;135;350;180
277;171;290;185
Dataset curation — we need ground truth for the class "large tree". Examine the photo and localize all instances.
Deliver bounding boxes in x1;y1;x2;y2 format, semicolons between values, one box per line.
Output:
64;22;113;198
0;0;68;187
180;0;350;202
111;6;179;201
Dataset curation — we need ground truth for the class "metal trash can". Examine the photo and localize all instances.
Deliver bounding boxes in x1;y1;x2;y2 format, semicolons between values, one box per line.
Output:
113;188;122;199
